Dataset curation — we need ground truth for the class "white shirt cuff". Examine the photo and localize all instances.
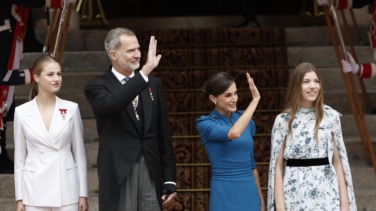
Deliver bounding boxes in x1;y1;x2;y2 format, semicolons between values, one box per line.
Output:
164;181;176;186
139;71;148;82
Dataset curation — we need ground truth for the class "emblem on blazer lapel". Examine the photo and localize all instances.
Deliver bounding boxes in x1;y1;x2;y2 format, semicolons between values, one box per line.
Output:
59;108;67;120
148;87;154;101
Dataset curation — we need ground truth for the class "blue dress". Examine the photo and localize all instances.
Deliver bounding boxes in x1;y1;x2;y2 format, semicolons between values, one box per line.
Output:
196;110;261;211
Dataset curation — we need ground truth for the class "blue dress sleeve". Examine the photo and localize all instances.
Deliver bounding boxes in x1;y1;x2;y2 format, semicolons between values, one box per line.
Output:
196;115;231;144
248;119;257;169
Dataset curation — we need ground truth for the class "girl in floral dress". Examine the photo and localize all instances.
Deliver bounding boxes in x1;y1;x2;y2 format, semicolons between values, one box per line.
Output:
267;62;356;210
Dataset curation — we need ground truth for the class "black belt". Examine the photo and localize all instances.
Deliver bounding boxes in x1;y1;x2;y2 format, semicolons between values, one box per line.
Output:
286;157;329;167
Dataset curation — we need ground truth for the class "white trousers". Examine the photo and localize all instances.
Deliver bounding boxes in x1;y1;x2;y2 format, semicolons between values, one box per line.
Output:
25;203;79;211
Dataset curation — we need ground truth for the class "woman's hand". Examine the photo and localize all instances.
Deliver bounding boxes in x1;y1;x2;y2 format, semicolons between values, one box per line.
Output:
246;73;260;103
15;200;25;211
79;197;89;211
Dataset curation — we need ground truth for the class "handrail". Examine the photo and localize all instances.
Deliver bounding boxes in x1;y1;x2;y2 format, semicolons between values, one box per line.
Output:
44;1;75;64
323;5;376;174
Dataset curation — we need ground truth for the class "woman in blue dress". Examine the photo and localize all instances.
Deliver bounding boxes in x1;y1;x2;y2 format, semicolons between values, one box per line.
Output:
196;72;265;211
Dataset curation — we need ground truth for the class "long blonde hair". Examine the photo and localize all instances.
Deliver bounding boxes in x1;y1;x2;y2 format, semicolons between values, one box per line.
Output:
29;55;60;100
283;62;324;141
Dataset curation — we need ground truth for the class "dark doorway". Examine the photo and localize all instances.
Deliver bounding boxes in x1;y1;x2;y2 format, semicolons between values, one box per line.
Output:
101;0;303;18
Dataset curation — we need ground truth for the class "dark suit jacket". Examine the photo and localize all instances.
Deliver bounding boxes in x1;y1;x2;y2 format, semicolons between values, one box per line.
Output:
84;67;176;211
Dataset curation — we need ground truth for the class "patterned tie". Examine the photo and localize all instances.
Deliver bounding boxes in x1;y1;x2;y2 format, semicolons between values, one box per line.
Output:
123;77;130;83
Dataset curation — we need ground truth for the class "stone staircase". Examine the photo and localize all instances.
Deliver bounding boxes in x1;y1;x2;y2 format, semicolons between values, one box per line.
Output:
1;12;376;210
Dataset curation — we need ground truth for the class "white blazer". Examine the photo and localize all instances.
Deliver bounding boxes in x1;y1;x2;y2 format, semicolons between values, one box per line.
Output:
14;96;88;207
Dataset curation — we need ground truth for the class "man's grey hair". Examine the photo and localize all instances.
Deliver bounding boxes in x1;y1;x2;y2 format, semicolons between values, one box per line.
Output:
104;27;136;55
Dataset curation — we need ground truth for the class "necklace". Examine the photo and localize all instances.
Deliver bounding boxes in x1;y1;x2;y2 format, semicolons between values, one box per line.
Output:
132;97;140;121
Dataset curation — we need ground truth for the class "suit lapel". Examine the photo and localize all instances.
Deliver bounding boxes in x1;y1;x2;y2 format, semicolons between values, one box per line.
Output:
141;86;152;133
48;97;72;143
23;99;58;149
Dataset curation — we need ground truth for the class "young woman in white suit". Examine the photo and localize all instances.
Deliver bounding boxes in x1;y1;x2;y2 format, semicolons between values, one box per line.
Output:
13;55;88;211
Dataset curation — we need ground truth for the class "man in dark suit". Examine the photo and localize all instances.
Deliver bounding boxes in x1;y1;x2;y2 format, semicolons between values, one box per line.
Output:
84;27;177;211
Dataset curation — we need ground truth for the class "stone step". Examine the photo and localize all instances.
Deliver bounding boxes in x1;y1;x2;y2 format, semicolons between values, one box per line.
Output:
18;38;374;66
20;46;287;71
20;52;109;71
354;189;376;211
323;90;376;114
14;73;97;96
341;114;376;139
32;22;369;52
308;68;376;91
351;165;376;184
34;26;369;55
344;137;376;168
19;45;375;81
20;33;374;72
288;46;375;68
33;25;372;51
31;10;371;50
33;17;293;52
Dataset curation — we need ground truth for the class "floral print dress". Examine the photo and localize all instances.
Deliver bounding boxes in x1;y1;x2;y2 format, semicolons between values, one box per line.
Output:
267;105;357;211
